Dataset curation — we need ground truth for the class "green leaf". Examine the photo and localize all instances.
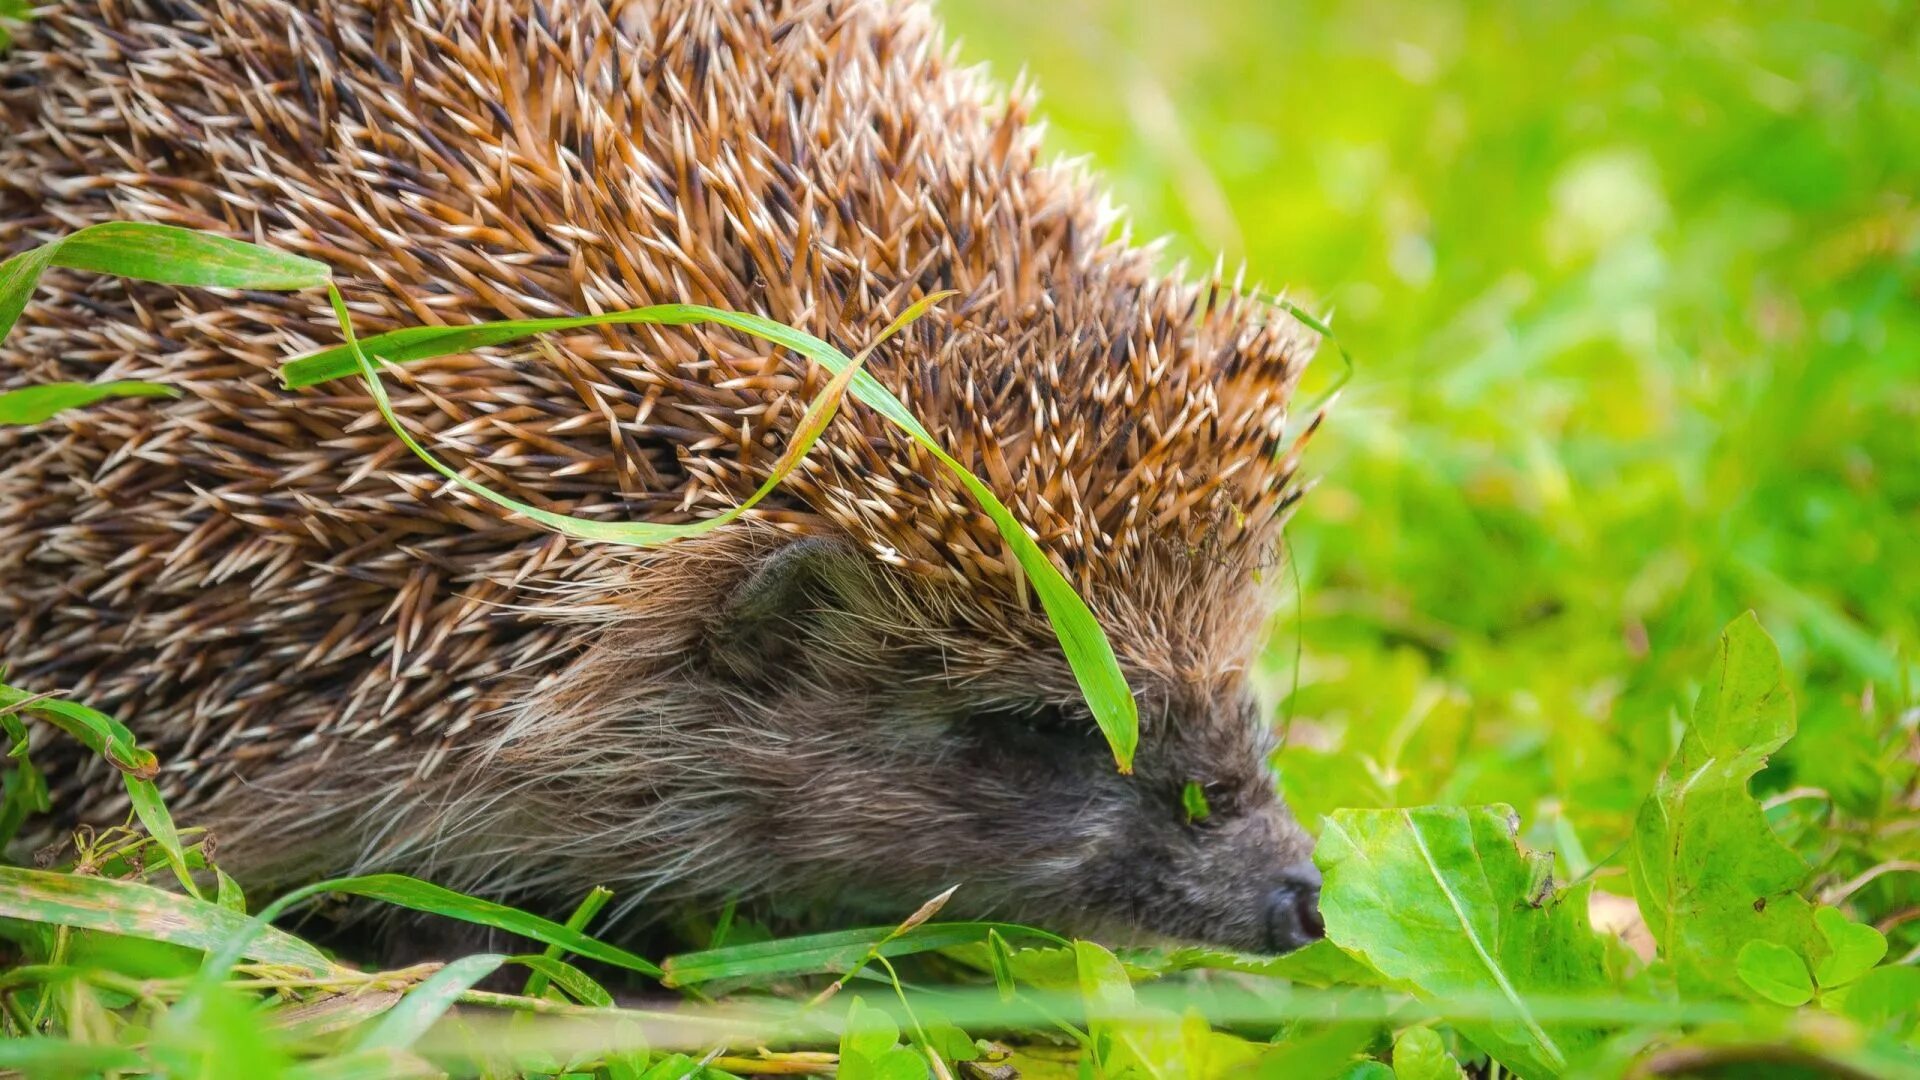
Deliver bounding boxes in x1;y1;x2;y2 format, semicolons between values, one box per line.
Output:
214;868;247;915
354;953;507;1051
1392;1026;1464;1080
1254;1021;1375;1080
1076;939;1139;1073
505;953;614;1008
986;928;1017;1001
522;885;613;1000
838;997;928;1080
1317;805;1613;1079
288;295;1140;772
46;221;330;290
1734;940;1813;1007
0;1038;144;1075
0;866;330;972
0;683;199;899
1157;940;1387;988
0;381;177;426
1182;780;1213;824
0;222;327;343
1626;613;1819;999
170;871;659;1033
1839;965;1920;1035
661;921;1064;987
1812;907;1886;988
281;874;661;977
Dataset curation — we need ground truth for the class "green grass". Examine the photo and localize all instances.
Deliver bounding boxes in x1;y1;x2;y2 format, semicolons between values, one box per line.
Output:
5;0;1920;1075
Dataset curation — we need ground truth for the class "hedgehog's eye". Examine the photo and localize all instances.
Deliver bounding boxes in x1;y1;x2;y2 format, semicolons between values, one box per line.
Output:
964;703;1105;763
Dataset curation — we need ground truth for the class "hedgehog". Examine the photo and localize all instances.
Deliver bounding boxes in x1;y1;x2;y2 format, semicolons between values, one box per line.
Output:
0;0;1325;954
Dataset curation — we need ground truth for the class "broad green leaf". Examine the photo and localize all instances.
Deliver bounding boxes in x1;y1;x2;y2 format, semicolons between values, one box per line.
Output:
0;381;177;426
1076;939;1153;1074
1735;940;1813;1006
0;866;330;972
354;953;507;1050
1392;1026;1464;1080
1839;965;1920;1035
1812;907;1886;988
1626;613;1819;998
1317;805;1613;1079
288;294;1139;771
661;921;1064;987
838;997;926;1080
1254;1021;1375;1080
0;222;327;342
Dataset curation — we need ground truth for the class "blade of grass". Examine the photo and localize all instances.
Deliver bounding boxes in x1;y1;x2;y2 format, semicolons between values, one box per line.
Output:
0;1038;144;1074
172;871;664;1031
318;284;919;545
0;683;199;899
354;953;508;1051
661;921;1068;989
503;954;615;1008
0;381;178;426
523;885;613;999
0;221;328;342
293;293;1139;770
0;866;331;971
807;885;957;1008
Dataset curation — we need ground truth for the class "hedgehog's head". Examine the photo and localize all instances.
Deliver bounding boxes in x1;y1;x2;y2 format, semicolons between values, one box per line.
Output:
672;506;1320;954
489;279;1327;954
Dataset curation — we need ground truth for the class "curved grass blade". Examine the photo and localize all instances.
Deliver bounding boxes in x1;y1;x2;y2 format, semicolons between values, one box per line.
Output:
320;285;913;545
290;294;1139;770
0;683;198;898
0;381;177;426
661;921;1069;988
0;1038;144;1075
354;953;508;1051
0;866;331;972
174;871;663;1030
0;221;328;343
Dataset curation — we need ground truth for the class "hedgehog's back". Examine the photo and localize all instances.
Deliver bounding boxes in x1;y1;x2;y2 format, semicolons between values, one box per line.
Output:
1;0;1311;829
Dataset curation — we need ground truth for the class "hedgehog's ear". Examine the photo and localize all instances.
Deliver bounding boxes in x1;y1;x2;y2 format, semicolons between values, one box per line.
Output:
704;536;882;684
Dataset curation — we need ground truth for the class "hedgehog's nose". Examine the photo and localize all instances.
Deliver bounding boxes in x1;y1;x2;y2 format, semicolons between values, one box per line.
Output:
1263;860;1324;953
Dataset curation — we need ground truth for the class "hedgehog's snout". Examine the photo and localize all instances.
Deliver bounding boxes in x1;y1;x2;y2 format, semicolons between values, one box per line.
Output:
1262;860;1325;953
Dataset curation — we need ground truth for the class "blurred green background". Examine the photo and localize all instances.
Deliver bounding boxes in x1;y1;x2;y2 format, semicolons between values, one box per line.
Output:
941;0;1917;877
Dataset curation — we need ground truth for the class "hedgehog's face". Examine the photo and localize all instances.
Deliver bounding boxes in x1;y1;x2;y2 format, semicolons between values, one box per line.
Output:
698;536;1321;954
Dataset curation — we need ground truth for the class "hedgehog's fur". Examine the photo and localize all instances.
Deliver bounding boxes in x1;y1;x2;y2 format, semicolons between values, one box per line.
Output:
0;0;1323;952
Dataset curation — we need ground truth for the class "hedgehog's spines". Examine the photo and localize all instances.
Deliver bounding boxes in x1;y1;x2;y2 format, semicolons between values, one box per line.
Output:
1;0;1316;818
